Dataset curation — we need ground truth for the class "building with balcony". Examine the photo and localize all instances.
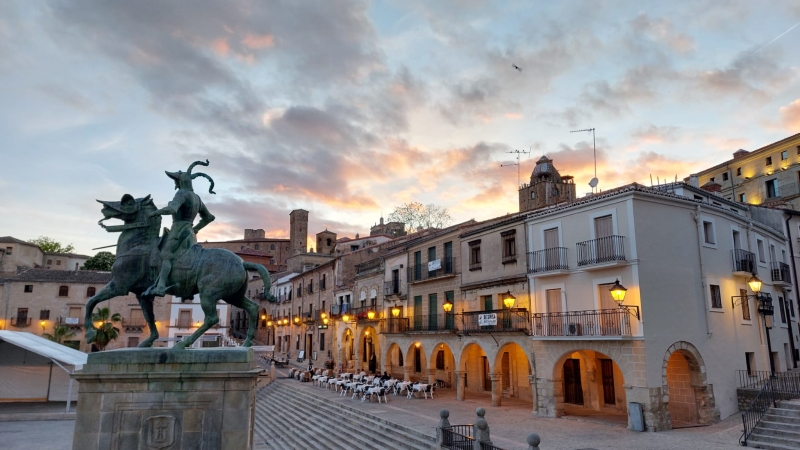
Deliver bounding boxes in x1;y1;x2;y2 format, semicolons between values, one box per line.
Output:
166;294;230;348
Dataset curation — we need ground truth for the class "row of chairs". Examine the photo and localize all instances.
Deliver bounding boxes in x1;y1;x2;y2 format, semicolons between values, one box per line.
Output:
294;368;436;401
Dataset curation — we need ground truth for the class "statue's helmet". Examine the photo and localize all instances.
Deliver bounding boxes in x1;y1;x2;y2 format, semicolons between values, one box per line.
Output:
165;159;216;194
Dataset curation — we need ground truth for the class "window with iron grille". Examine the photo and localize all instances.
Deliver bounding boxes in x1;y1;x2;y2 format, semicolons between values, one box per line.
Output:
87;287;96;297
710;285;722;309
39;310;50;320
58;286;69;297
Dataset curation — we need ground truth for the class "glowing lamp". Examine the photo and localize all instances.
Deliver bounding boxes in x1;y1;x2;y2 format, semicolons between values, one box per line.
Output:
443;299;453;313
40;320;46;326
748;275;762;294
415;342;421;348
293;317;299;323
391;305;400;317
261;314;266;320
95;321;103;328
365;331;370;336
367;310;376;320
609;280;628;303
342;314;350;322
323;318;329;325
267;321;273;327
503;290;516;309
321;312;327;319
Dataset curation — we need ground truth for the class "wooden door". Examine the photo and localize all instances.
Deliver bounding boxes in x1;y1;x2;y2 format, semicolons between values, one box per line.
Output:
600;359;616;405
544;227;560;268
594;215;614;260
563;359;584;405
483;356;491;391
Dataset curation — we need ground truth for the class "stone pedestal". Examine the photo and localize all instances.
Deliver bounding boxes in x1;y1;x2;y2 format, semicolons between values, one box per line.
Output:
489;373;502;407
71;347;261;450
455;371;465;401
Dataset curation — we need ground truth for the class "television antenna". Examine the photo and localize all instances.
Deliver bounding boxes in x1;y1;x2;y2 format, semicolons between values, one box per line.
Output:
500;149;531;187
571;127;597;192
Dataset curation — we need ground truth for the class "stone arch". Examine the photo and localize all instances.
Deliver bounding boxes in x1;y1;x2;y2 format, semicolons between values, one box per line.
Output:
385;342;405;378
493;342;533;403
429;342;456;387
358;326;380;374
406;342;427;380
661;341;719;429
340;328;354;371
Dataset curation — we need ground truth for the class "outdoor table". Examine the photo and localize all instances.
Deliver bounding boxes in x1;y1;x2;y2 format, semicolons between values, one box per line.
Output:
363;386;383;402
396;381;412;395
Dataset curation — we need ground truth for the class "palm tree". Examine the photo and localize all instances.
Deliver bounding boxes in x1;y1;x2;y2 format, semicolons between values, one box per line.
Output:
42;324;76;345
91;307;122;351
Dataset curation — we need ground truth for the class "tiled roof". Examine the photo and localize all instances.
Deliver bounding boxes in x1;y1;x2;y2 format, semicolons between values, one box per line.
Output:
236;248;269;256
0;236;37;246
43;252;92;258
6;269;112;284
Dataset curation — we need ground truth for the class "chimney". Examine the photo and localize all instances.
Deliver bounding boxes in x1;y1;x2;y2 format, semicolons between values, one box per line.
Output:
689;174;699;188
700;181;722;193
733;149;749;159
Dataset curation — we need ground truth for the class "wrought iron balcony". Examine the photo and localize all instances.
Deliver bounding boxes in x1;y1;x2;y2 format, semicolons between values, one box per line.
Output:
577;236;626;266
531;309;632;337
380;317;409;334
384;280;404;297
410;313;456;332
732;249;757;275
355;258;383;277
11;317;32;327
502;252;517;264
408;257;456;283
461;309;529;334
56;316;81;329
350;305;381;321
771;261;791;283
528;247;569;273
123;317;146;332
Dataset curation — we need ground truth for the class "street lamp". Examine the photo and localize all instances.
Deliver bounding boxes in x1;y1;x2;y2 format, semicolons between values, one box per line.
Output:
342;314;350;322
443;298;453;312
733;275;775;374
293;317;299;324
367;310;376;320
391;304;400;317
609;280;640;319
748;275;762;294
503;290;516;309
40;320;46;332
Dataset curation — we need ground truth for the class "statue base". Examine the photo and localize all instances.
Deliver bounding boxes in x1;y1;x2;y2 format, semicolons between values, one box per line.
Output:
71;347;260;450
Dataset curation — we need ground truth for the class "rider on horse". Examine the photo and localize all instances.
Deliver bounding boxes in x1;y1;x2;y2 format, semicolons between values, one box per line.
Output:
143;160;216;298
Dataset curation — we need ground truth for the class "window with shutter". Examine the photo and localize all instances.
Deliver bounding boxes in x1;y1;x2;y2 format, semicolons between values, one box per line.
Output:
546;289;562;313
594;215;613;238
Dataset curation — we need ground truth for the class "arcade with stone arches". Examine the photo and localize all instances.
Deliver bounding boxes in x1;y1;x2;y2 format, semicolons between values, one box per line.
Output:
660;341;719;429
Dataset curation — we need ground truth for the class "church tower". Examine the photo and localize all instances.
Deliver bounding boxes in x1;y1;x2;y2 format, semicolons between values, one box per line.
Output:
289;209;309;256
518;156;576;212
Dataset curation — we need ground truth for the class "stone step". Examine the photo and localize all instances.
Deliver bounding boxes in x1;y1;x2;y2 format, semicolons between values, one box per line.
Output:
263;386;430;450
752;425;800;441
748;432;800;449
760;420;800;433
747;439;800;450
766;408;800;418
256;396;358;450
275;383;435;449
257;389;384;450
779;401;800;411
255;390;323;450
764;412;800;424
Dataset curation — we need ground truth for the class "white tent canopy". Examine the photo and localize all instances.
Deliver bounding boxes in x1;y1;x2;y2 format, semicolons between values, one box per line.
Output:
0;331;87;410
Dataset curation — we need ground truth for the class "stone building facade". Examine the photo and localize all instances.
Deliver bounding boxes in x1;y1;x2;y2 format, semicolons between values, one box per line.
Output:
518;156;577;213
1;269;170;352
0;236;91;278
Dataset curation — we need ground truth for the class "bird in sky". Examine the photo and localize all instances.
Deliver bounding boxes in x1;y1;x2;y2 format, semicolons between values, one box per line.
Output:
512;64;522;72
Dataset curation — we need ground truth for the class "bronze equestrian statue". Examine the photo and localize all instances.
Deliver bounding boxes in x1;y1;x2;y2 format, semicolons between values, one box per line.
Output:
83;160;274;349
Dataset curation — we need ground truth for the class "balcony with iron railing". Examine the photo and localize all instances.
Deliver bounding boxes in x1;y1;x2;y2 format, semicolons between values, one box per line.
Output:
123;317;146;331
732;249;757;276
380;317;409;334
531;309;632;337
577;236;626;267
384;279;405;298
502;251;517;265
771;261;791;284
528;247;569;275
461;309;530;334
408;257;456;283
56;316;81;329
169;318;228;329
409;313;456;332
350;305;381;321
355;258;383;277
11;317;32;327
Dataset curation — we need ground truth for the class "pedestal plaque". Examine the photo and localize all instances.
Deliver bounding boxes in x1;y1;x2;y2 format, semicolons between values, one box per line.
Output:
71;347;260;450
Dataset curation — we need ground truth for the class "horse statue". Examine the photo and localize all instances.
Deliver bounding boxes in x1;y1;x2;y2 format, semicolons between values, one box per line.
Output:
83;193;274;349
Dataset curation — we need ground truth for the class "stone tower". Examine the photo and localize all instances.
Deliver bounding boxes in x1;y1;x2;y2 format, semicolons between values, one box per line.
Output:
289;209;309;256
316;229;337;255
518;156;576;212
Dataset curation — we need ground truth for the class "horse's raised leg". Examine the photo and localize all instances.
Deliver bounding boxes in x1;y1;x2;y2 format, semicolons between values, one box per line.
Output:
172;291;220;350
137;294;159;348
83;281;126;344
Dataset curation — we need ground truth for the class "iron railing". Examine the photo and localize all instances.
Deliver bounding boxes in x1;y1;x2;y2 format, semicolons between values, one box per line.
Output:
409;257;456;282
741;372;800;445
577;236;625;266
350;305;381;321
737;370;778;389
528;247;569;273
531;309;632;337
771;261;791;283
123;317;146;327
501;252;517;264
355;258;383;276
461;309;529;334
441;425;473;450
411;313;456;332
380;318;409;334
56;317;81;328
480;443;504;450
11;317;32;327
384;280;404;296
732;249;757;274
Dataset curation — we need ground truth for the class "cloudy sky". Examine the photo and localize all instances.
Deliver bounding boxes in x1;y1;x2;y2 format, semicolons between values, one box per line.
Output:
1;1;800;255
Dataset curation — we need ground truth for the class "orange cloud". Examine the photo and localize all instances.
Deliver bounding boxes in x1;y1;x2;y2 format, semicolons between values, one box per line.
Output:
211;38;229;56
504;113;523;120
242;33;274;49
779;99;800;131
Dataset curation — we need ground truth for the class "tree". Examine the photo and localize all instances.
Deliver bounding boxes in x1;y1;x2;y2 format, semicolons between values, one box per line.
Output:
91;307;122;351
387;202;453;231
42;325;77;345
28;236;75;254
83;251;116;271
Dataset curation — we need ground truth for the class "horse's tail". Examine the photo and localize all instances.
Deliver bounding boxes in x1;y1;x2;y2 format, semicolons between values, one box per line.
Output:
243;262;276;302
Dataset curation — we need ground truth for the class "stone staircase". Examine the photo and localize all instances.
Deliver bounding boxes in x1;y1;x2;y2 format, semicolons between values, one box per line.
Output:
748;400;800;449
253;380;437;450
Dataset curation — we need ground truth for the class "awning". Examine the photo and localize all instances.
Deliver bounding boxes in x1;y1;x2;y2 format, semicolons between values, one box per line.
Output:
0;331;87;370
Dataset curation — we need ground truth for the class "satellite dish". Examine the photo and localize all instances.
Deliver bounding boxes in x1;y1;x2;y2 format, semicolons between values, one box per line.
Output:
589;178;599;188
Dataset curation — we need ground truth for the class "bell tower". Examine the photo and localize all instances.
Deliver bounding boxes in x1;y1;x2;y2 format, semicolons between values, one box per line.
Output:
289;209;309;256
518;156;576;212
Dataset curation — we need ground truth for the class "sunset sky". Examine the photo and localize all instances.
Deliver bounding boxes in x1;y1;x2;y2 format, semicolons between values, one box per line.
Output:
2;1;800;255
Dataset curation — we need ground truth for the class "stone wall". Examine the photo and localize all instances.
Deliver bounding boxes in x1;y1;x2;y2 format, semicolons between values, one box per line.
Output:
737;388;760;411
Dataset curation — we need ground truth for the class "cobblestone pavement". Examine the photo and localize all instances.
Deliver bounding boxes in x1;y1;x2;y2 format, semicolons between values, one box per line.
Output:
275;366;745;450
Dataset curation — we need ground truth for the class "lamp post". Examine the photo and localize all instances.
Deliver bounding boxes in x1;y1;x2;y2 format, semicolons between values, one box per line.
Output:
609;279;640;319
734;275;775;375
40;320;46;333
391;304;400;318
502;290;516;309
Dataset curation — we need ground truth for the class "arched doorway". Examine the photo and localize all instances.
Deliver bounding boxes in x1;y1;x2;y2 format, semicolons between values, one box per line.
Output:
553;349;627;422
407;342;427;381
430;342;456;388
662;341;719;429
385;343;404;378
359;326;379;374
459;343;490;399
342;329;354;371
493;343;533;405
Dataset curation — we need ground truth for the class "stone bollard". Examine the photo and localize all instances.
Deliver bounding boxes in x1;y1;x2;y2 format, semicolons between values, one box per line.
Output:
436;409;451;448
270;361;276;383
526;432;541;450
473;407;491;450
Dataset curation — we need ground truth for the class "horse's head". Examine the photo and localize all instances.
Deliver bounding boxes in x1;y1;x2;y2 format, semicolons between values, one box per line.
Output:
97;194;157;224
